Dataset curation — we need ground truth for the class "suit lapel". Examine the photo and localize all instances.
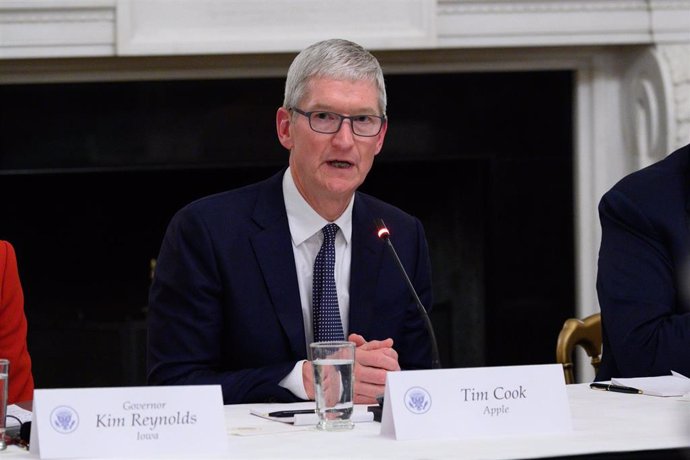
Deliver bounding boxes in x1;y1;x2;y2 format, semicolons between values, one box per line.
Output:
250;171;306;358
248;178;387;352
348;195;386;336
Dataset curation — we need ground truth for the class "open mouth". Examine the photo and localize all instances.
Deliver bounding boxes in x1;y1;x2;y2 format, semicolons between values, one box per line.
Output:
327;160;353;169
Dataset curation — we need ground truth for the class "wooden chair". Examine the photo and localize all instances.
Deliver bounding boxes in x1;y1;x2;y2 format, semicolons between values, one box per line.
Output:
556;312;602;384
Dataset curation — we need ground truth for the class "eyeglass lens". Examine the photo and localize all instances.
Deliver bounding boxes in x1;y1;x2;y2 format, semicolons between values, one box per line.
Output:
309;111;383;136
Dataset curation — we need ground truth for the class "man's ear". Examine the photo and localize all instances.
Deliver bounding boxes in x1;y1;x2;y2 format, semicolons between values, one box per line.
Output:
276;107;293;150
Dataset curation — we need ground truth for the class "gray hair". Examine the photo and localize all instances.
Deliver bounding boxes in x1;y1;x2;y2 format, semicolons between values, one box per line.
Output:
283;38;387;115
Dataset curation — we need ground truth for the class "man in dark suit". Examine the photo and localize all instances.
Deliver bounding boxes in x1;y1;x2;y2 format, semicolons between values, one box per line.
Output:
596;143;690;380
147;39;433;404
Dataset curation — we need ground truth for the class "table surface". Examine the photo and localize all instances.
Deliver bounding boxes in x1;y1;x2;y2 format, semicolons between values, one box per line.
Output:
3;383;689;459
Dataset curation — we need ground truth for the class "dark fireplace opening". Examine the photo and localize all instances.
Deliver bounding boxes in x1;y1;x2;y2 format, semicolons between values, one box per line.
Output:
0;70;573;387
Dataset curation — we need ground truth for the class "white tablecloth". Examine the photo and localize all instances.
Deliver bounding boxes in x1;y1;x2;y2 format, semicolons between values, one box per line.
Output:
4;383;689;459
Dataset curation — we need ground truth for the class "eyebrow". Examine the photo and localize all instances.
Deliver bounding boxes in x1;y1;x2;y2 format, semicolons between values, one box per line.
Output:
308;105;380;115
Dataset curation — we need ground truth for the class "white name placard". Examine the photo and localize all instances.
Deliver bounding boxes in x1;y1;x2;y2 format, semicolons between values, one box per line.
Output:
381;364;572;440
30;385;228;459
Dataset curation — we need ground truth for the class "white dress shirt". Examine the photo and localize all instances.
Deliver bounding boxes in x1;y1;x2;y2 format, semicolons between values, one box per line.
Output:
278;168;353;399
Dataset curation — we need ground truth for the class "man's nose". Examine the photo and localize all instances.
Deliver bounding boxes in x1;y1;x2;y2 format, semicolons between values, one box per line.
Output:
332;119;356;145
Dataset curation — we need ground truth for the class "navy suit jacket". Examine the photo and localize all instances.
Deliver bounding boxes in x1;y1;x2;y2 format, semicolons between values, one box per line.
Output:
596;143;690;380
147;169;433;403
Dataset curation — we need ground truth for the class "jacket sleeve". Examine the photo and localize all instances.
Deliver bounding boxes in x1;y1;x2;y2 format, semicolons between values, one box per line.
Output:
596;190;690;377
0;241;35;404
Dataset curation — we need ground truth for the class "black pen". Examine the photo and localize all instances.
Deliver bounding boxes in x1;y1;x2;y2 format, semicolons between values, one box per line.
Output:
590;382;642;394
267;409;316;418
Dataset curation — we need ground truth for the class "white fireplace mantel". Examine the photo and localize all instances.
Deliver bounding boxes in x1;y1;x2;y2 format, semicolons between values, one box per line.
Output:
1;1;689;57
1;1;690;379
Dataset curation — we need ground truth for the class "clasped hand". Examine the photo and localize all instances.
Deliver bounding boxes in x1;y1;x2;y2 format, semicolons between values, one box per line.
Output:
303;333;400;404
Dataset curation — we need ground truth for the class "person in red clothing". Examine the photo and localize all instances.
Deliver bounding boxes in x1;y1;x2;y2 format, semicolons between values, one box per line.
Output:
0;240;34;404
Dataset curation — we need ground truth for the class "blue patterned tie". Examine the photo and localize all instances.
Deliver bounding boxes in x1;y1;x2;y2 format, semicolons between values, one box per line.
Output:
312;223;345;342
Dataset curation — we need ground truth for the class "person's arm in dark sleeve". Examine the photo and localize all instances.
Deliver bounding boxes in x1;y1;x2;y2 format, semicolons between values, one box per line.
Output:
597;189;690;377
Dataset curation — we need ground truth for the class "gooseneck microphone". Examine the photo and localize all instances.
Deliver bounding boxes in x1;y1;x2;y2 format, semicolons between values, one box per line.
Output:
374;218;441;369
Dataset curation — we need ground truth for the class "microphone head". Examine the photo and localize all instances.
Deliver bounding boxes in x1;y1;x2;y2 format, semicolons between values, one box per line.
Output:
374;218;390;239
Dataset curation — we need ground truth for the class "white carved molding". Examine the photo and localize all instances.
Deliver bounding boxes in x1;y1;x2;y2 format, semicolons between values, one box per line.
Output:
0;0;116;58
623;44;690;168
116;0;437;56
623;48;675;168
437;0;690;48
659;45;690;149
650;0;690;43
1;1;689;59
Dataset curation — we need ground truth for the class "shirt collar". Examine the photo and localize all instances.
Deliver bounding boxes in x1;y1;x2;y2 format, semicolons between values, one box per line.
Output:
283;167;353;247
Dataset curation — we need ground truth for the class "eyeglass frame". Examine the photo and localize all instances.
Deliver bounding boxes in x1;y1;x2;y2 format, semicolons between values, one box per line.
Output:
288;107;387;137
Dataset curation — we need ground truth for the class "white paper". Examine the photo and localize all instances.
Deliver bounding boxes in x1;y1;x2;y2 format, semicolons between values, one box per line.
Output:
612;371;690;397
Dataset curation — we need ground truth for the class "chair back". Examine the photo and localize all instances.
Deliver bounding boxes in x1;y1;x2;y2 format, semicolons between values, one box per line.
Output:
556;312;602;384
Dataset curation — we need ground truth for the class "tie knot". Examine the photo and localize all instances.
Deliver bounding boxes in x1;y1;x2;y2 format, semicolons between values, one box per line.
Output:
322;223;339;243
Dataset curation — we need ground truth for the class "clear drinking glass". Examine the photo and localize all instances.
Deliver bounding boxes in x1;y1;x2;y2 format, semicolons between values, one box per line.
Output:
0;359;9;450
310;341;355;431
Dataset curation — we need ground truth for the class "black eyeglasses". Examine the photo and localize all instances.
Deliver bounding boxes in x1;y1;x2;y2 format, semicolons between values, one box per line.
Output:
289;107;386;137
